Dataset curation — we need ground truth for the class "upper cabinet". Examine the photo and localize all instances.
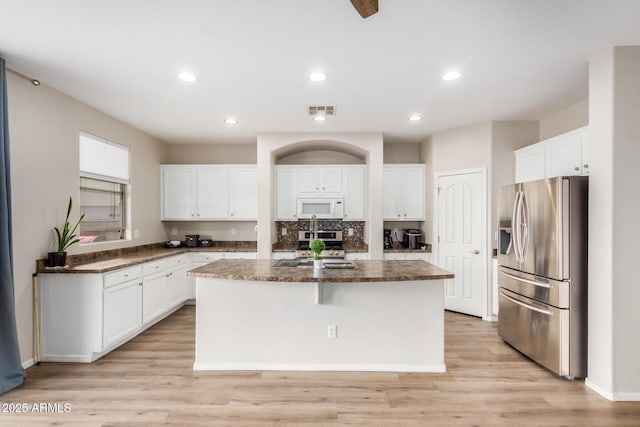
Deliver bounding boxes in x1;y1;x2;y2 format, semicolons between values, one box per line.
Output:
297;167;343;195
515;126;589;183
383;164;425;220
275;165;366;221
161;165;257;220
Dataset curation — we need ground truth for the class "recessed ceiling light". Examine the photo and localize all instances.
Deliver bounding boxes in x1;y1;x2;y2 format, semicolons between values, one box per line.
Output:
442;71;461;81
178;72;197;82
309;72;327;82
408;114;423;122
224;118;239;125
313;114;327;122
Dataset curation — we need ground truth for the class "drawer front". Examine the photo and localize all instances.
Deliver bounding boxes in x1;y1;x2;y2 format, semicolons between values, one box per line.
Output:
143;259;168;276
190;253;222;264
168;254;190;269
104;266;142;289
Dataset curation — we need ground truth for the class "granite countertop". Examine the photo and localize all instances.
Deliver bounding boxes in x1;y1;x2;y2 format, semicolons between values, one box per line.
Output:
188;259;454;283
37;241;257;274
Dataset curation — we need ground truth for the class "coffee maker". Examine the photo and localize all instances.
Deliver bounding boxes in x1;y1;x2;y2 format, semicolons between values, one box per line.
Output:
384;229;393;249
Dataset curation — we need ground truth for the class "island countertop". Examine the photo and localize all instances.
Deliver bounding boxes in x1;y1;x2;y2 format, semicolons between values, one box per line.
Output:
188;259;454;283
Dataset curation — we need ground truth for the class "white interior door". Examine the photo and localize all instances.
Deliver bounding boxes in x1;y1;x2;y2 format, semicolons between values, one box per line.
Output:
437;171;484;317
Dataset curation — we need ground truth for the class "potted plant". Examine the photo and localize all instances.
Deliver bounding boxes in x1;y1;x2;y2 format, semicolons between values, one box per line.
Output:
48;197;85;267
310;238;325;269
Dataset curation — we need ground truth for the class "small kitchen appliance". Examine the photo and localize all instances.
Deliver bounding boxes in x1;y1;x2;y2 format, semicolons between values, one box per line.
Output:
185;234;200;248
403;229;422;249
199;239;213;247
384;229;393;249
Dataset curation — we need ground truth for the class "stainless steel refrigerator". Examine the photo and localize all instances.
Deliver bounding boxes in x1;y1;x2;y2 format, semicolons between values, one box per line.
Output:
497;176;588;379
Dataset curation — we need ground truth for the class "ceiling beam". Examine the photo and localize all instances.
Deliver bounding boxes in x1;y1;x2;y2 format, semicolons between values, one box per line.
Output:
350;0;378;19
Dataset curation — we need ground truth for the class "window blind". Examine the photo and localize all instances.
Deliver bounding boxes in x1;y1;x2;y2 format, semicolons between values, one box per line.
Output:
79;132;130;184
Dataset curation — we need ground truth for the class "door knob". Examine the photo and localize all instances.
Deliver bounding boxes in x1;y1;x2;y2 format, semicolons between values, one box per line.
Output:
469;250;480;254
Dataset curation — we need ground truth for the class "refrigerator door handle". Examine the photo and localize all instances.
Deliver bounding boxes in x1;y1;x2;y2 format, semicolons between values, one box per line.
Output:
520;192;529;261
511;191;521;262
500;290;552;316
499;270;551;289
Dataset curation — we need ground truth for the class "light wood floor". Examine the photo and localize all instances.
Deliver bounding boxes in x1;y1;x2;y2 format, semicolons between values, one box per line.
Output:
2;307;640;426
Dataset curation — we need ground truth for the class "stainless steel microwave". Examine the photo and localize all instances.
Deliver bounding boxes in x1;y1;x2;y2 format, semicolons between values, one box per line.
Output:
296;198;344;219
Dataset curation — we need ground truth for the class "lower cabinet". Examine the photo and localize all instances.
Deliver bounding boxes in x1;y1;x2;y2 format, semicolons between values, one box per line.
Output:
103;279;142;348
39;254;191;363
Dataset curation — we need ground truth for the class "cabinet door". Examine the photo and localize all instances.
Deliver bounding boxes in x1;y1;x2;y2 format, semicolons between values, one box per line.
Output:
383;168;404;219
142;273;168;325
320;167;343;193
297;168;320;193
229;167;257;219
276;167;298;220
515;147;546;183
162;167;195;219
167;264;191;308
344;167;365;220
103;280;142;348
197;167;228;219
546;133;583;177
402;166;425;220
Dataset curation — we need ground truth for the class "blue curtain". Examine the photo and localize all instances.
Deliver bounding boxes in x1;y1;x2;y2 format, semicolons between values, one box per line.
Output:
0;57;25;393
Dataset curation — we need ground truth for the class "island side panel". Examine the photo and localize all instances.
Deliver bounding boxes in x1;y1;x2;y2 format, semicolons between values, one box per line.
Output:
195;278;445;372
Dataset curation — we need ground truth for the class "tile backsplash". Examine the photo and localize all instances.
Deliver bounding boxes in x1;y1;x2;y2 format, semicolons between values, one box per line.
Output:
276;220;365;245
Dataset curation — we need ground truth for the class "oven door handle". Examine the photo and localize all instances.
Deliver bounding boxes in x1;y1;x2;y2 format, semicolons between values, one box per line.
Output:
499;270;551;289
500;290;552;316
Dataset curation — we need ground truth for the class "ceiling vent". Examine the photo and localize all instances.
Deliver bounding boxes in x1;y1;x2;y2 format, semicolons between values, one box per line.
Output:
308;106;336;116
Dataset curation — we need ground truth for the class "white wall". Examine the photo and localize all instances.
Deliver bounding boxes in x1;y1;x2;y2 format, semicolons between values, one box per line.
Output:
383;143;421;163
256;133;384;259
167;143;256;164
8;74;168;365
539;98;588;140
587;46;640;400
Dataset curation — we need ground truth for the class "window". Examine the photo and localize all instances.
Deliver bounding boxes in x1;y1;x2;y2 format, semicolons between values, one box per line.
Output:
79;132;129;243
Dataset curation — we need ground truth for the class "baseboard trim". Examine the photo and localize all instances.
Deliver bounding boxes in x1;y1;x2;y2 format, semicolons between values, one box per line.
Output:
22;358;35;369
194;362;447;373
586;378;615;401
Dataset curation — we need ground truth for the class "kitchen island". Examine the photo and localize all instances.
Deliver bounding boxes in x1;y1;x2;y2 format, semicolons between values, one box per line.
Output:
189;259;453;373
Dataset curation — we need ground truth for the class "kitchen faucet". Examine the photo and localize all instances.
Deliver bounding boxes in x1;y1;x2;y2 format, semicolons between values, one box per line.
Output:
310;214;317;240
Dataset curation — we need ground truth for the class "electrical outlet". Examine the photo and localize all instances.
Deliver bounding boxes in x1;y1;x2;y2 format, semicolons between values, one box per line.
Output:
327;325;337;339
348;228;353;236
282;227;287;236
171;227;178;236
134;229;140;239
231;227;237;236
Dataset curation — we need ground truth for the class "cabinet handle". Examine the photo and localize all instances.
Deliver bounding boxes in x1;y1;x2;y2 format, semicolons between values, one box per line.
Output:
315;187;319;190
404;213;407;217
139;282;143;287
322;187;325;190
584;164;589;168
397;214;401;217
197;213;200;217
574;166;580;171
293;214;296;217
230;213;234;216
124;274;128;278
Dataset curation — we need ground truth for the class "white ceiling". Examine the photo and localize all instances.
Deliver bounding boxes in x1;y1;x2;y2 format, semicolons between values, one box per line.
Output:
1;0;640;145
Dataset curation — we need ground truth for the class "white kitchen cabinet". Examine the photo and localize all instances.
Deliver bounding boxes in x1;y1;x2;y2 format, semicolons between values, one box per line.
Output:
197;167;228;219
229;167;258;219
161;165;257;220
272;252;296;260
383;252;432;262
514;146;546;183
142;259;169;325
39;255;191;362
343;166;366;220
515;126;589;183
297;167;343;195
383;164;425;220
162;167;196;219
103;278;142;349
167;254;192;307
275;167;298;220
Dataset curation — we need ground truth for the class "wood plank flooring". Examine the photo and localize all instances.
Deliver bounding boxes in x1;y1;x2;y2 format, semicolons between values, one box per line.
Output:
2;306;639;426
